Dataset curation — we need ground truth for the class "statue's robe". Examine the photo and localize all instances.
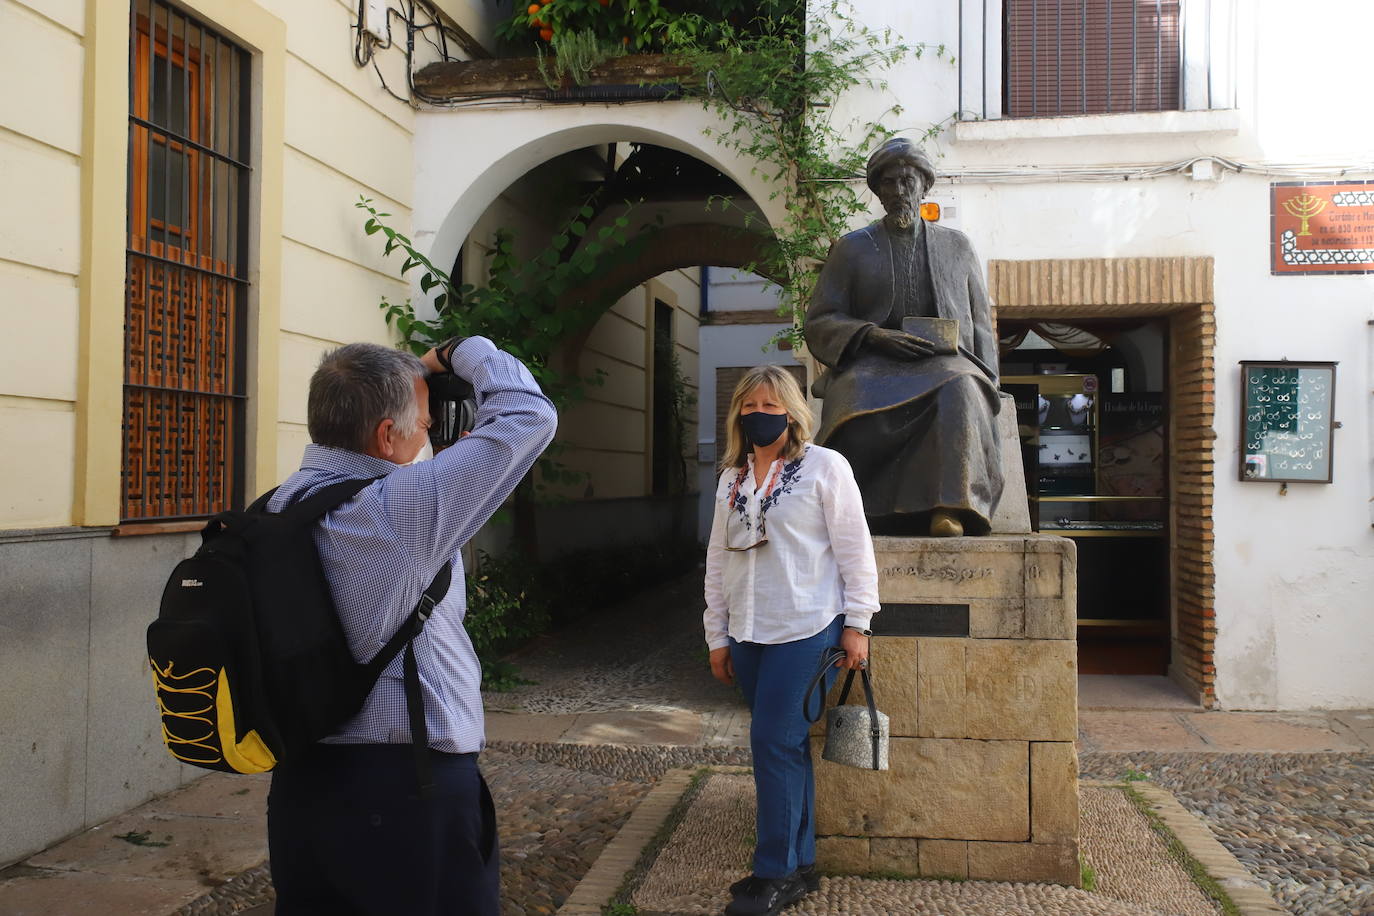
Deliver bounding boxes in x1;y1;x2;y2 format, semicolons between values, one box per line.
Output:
805;219;1004;533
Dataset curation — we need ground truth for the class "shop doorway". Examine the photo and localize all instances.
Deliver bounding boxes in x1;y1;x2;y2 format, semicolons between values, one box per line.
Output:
986;257;1217;705
1000;320;1169;674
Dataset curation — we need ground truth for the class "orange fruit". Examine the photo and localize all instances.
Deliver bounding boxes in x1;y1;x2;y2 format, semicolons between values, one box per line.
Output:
527;3;540;13
539;27;554;40
531;17;546;27
622;35;630;44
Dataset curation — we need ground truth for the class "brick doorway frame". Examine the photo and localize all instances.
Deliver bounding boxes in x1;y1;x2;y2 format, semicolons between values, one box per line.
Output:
988;258;1217;706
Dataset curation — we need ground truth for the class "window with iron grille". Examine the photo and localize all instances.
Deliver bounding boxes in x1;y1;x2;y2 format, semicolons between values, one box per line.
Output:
1005;0;1181;117
124;0;250;521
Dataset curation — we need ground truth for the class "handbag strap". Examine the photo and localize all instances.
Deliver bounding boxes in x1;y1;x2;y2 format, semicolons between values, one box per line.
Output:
835;665;883;771
803;649;884;770
802;647;848;723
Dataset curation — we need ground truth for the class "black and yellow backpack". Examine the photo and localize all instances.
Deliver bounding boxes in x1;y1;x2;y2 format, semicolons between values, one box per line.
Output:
147;478;450;780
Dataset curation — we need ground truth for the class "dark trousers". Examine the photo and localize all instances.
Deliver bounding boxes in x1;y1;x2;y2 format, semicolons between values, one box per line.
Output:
268;744;499;916
729;615;844;879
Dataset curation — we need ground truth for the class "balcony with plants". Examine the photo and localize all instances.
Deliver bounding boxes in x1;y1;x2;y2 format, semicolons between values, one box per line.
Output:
413;0;800;100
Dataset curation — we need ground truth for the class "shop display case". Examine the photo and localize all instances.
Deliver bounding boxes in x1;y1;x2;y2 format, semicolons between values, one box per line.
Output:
1003;374;1169;656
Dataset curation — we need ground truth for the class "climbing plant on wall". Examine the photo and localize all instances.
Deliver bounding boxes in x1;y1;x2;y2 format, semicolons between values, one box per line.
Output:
357;195;654;554
665;1;950;348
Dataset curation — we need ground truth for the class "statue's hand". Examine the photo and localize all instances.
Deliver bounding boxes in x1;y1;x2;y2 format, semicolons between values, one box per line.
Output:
868;328;936;360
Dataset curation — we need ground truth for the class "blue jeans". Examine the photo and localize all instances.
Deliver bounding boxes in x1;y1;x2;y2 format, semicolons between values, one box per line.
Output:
730;615;844;879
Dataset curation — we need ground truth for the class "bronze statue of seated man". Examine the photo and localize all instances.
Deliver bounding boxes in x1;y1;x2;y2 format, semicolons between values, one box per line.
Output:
805;138;1003;538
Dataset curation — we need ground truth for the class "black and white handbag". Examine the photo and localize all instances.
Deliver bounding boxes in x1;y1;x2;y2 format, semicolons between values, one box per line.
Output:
803;647;890;771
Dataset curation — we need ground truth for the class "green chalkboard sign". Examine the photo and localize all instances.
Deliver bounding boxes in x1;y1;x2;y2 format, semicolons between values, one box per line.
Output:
1239;361;1336;483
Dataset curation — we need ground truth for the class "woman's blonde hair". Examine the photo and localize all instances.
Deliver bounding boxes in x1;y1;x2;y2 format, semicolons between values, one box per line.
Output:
720;365;814;470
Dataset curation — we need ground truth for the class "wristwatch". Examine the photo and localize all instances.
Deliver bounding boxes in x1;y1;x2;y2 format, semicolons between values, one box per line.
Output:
844;625;873;637
435;336;466;373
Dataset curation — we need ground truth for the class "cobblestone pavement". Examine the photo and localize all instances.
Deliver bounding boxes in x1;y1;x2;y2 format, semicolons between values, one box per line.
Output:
481;568;738;718
1081;752;1374;916
140;571;1374;915
635;773;1221;916
175;744;751;916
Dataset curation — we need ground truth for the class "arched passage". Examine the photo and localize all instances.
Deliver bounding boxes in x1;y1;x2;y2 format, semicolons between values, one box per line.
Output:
412;102;788;310
565;223;784;311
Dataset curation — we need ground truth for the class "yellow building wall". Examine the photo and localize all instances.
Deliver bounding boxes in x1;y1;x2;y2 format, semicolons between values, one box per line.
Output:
0;0;483;530
261;0;419;482
0;0;85;528
556;268;702;501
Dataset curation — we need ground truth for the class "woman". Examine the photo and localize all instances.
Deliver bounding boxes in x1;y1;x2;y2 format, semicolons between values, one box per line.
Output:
704;365;880;916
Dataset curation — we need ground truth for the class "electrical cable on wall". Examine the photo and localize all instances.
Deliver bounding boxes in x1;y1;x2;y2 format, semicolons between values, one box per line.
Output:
352;0;492;108
801;155;1374;186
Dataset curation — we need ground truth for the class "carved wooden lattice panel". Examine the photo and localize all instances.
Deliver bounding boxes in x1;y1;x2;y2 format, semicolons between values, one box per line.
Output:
123;253;237;518
123;0;248;521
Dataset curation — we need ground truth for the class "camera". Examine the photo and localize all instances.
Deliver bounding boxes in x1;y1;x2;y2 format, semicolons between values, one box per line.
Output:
427;372;477;448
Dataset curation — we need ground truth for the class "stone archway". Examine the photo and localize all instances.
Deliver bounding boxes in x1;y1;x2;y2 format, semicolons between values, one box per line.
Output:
412;104;789;309
569;223;783;306
557;222;783;373
988;257;1217;706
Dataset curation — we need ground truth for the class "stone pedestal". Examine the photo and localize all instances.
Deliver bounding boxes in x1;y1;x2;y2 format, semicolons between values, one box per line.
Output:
813;534;1080;886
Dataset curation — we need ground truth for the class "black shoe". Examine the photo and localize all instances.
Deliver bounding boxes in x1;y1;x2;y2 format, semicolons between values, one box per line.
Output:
730;865;818;897
723;873;805;916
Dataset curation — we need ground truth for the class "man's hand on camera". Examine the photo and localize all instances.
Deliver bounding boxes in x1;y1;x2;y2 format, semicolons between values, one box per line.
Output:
421;346;446;375
868;327;936;360
422;336;467;376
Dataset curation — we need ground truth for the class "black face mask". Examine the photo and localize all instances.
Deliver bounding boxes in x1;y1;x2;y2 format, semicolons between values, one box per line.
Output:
740;411;789;448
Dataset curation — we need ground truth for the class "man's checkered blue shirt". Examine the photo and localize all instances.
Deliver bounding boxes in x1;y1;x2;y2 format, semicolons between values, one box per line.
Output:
268;337;556;754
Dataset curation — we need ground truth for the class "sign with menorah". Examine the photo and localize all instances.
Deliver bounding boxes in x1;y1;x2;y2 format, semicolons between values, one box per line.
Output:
1271;180;1374;275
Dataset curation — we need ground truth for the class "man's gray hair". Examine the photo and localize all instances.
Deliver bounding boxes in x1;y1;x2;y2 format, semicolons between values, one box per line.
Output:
308;343;427;452
865;138;937;196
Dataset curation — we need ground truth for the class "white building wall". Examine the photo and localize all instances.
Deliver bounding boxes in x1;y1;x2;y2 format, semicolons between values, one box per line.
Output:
838;0;1374;708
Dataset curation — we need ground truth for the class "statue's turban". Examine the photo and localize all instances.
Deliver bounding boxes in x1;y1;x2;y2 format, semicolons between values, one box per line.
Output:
866;139;937;196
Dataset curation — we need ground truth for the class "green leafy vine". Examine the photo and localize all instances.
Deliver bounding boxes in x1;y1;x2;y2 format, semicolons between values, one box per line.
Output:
357;195;654;553
664;1;951;348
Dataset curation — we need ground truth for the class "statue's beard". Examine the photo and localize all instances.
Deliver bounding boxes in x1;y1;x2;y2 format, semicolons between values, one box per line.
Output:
883;199;917;229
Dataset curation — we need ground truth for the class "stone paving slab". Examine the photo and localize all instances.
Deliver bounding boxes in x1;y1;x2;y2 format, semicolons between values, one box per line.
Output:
1184;713;1365;752
1078;674;1201;710
0;869;212;916
1332;709;1374;748
1079;709;1211;751
558;709;705;746
24;776;266;885
0;774;267;916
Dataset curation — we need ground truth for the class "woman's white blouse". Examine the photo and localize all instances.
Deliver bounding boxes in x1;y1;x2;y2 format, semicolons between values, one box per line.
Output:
704;444;880;649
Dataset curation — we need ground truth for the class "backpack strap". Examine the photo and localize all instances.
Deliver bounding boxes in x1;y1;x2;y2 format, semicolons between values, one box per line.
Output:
203;479;378;545
363;562;453;798
272;475;451;796
280;477;379;522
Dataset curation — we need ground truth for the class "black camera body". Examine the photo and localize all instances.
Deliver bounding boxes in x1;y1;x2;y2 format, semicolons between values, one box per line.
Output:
427;373;477;448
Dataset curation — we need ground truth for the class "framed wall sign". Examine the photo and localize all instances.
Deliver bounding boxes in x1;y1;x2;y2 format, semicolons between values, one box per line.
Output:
1271;180;1374;275
1239;361;1336;483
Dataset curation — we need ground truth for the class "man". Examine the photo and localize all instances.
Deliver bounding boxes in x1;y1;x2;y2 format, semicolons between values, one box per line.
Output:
805;138;1003;536
265;336;556;914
